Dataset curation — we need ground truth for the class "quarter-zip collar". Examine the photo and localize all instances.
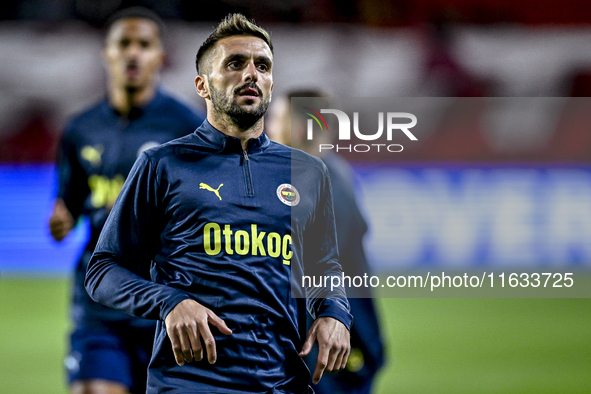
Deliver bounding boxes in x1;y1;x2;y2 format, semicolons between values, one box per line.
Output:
193;119;271;154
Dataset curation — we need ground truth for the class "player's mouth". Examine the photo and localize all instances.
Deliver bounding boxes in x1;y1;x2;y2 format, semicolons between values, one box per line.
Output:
236;85;261;100
126;63;140;78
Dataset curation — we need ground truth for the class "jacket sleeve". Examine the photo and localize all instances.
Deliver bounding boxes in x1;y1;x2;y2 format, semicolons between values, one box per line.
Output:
85;152;191;321
305;164;353;330
56;124;89;221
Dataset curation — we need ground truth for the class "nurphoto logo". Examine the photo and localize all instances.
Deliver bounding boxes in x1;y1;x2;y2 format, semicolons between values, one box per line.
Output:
303;108;418;153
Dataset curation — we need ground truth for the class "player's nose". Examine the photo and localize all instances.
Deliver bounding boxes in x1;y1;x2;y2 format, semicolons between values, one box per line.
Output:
124;42;142;59
243;60;258;83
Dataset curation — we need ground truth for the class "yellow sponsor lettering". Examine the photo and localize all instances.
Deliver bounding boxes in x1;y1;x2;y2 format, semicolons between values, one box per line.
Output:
204;223;221;255
235;230;249;255
223;225;234;255
251;224;266;256
282;235;292;265
88;175;124;208
88;175;107;208
202;222;291;265
267;233;281;258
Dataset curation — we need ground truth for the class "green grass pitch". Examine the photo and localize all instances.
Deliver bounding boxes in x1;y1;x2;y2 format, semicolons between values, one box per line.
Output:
0;278;70;394
1;277;590;393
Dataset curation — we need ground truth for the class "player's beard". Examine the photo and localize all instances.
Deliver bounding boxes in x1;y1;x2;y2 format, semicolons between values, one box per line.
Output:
209;79;270;129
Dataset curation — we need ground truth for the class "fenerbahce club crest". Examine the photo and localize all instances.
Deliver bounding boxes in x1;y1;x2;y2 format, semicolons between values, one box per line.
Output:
276;184;300;206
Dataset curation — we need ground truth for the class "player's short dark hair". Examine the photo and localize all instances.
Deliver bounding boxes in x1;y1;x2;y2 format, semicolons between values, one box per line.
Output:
104;6;165;39
195;13;273;75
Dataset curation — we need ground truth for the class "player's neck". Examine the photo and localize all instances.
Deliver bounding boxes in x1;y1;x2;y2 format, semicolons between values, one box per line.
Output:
109;85;156;117
207;111;264;150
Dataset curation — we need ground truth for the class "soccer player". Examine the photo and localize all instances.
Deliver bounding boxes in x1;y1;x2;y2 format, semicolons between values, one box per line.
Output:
267;90;385;394
84;14;352;394
48;7;205;394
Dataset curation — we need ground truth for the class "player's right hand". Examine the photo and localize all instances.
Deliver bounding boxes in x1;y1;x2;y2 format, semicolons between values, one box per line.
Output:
164;299;232;366
49;198;74;241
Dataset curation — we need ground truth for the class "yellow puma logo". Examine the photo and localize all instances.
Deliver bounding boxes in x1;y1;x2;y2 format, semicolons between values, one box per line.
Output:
200;183;223;201
81;145;104;166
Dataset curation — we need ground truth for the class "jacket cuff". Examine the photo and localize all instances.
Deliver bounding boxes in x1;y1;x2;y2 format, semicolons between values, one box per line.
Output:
159;293;192;321
315;299;354;330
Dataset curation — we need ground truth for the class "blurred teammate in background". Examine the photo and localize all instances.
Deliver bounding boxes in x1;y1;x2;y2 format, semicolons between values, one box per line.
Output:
267;89;385;394
48;7;204;394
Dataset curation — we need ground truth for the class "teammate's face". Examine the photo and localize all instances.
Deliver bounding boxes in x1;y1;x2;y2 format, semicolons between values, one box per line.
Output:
104;18;164;92
267;98;317;152
204;35;274;127
267;97;292;146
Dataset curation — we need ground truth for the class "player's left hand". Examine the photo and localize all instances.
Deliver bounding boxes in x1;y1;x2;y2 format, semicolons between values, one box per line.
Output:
299;316;350;384
49;198;75;241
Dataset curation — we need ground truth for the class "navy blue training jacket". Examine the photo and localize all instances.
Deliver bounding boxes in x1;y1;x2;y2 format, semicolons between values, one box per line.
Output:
85;120;353;393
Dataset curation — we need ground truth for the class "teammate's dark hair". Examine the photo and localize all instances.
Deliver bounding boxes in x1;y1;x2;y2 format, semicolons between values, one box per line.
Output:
195;13;273;75
286;88;335;136
286;89;326;100
104;6;165;39
287;89;332;112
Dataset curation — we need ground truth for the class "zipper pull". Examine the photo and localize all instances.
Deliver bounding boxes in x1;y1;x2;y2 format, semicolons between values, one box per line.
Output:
242;148;249;161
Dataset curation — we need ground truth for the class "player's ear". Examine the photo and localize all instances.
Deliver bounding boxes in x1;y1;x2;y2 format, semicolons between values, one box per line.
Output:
101;46;111;72
158;51;167;69
269;82;274;102
195;75;210;99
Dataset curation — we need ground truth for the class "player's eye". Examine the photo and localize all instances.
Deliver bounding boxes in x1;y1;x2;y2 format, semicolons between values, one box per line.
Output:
228;61;241;69
256;63;269;72
119;39;131;48
140;40;151;48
